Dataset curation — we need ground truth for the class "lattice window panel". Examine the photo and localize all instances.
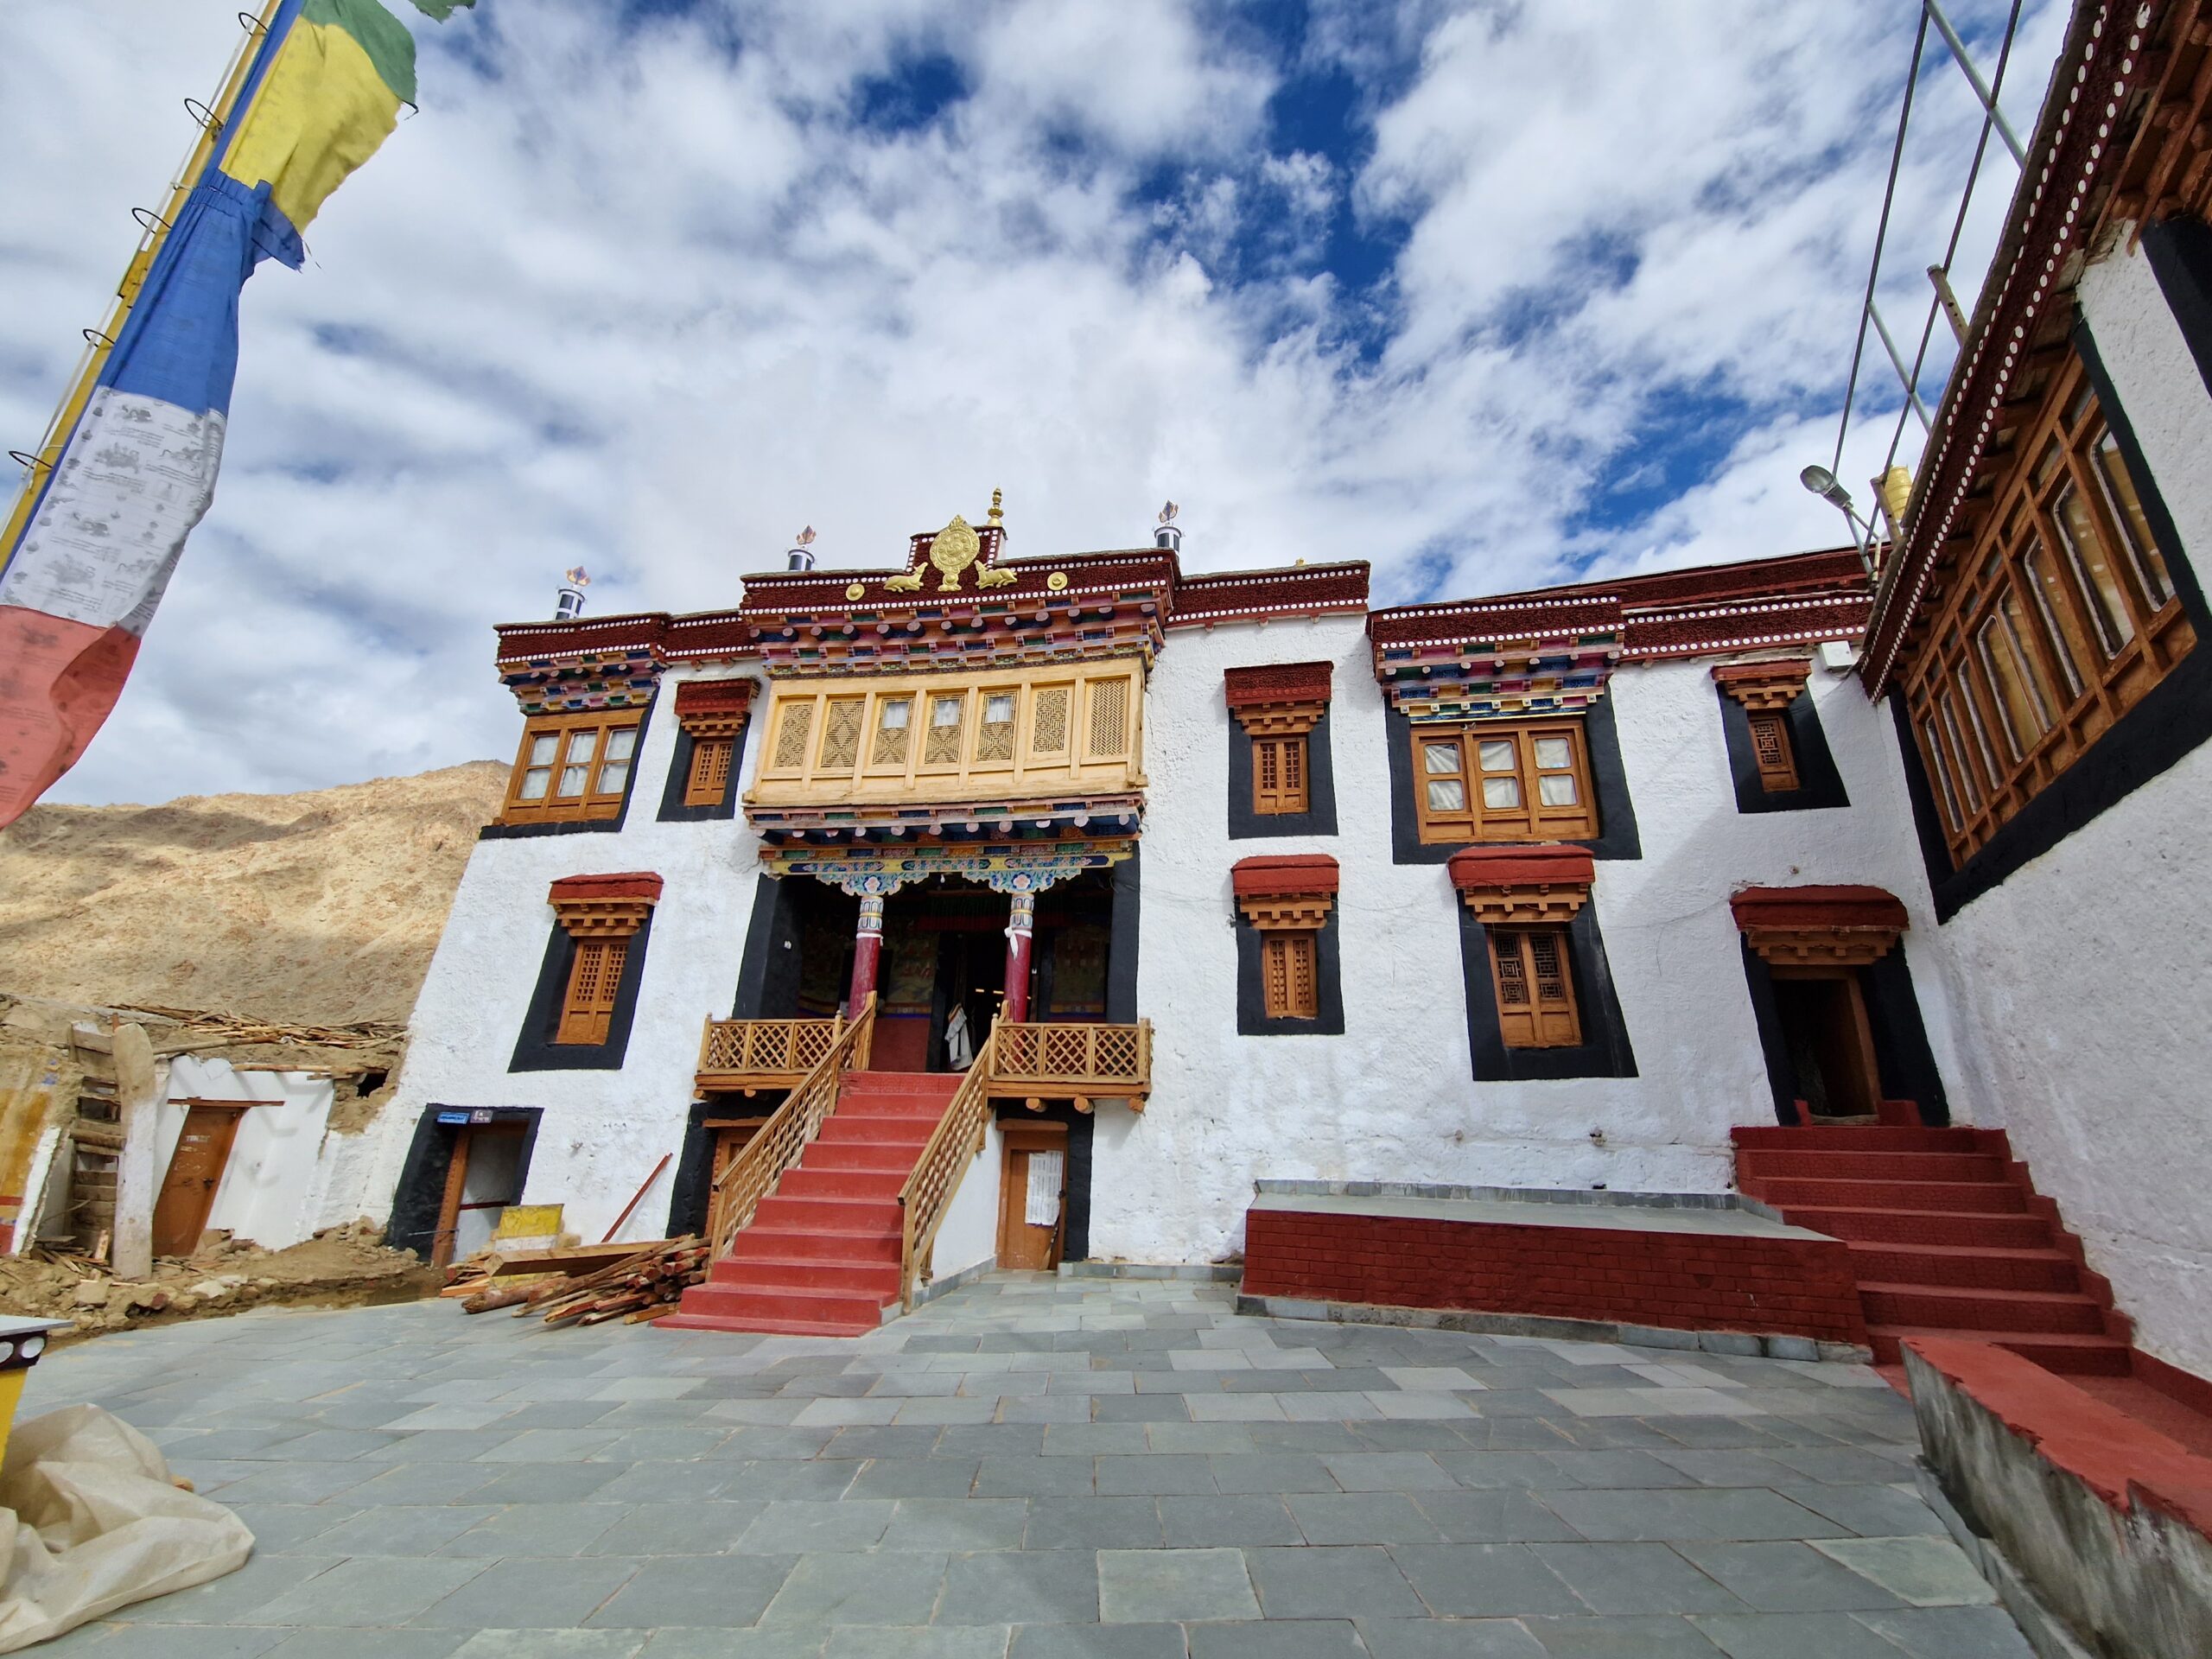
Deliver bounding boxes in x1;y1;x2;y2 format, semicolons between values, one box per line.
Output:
1254;734;1308;815
684;736;734;807
1032;687;1070;755
872;699;912;766
925;694;966;764
1489;927;1580;1048
557;938;626;1046
976;706;1016;762
1747;710;1799;793
819;699;865;771
772;702;814;769
1261;931;1319;1020
1087;677;1129;758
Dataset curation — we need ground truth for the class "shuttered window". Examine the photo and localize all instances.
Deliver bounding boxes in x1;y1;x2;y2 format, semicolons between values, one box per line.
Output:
556;938;628;1046
1413;720;1597;843
502;712;640;824
1260;931;1319;1020
1489;926;1580;1048
1746;710;1799;793
683;735;734;807
1252;734;1309;816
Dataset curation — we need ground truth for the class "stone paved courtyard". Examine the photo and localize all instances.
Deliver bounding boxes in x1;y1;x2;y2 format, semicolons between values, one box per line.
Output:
20;1272;2032;1658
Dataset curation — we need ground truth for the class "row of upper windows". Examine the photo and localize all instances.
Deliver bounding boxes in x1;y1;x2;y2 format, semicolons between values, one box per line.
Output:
1254;918;1579;1049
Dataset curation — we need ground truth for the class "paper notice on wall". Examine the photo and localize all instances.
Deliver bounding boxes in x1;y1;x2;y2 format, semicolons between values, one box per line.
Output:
1025;1149;1064;1227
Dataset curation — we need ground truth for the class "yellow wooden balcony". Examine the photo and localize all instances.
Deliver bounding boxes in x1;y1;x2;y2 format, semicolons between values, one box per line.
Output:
988;1020;1152;1113
695;1016;845;1096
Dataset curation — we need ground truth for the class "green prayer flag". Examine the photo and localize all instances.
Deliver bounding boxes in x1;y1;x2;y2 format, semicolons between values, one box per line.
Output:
408;0;477;19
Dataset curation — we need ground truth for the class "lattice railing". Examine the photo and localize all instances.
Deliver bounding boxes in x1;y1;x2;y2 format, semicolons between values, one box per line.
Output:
988;1020;1152;1107
708;995;875;1262
696;1015;841;1090
898;1021;997;1311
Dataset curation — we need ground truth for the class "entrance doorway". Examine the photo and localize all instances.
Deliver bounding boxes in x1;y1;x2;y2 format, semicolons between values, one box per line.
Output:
703;1116;767;1246
1770;969;1882;1122
996;1121;1068;1271
431;1122;529;1269
150;1101;249;1258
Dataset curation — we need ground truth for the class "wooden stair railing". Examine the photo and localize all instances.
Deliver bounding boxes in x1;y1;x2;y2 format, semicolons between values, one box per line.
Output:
897;1020;1000;1312
695;1014;843;1094
706;994;876;1262
988;1019;1153;1112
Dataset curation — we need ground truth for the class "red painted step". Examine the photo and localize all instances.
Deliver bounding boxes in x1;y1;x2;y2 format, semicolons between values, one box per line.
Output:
1733;1122;2134;1379
663;1069;963;1338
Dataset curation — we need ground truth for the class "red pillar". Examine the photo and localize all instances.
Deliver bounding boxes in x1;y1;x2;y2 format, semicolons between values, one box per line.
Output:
848;892;884;1011
1002;891;1035;1023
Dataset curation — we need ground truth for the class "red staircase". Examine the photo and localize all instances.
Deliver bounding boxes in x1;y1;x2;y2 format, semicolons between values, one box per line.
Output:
661;1071;960;1337
1733;1123;2133;1375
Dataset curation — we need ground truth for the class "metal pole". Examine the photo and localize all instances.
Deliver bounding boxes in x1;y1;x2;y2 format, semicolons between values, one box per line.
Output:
1924;0;2027;166
1927;264;1970;346
1868;301;1934;432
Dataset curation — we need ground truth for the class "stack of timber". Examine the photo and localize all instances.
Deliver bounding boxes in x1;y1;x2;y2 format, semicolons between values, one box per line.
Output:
451;1237;708;1327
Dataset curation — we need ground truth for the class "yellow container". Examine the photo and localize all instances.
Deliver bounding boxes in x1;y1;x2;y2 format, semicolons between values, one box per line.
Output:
0;1319;69;1471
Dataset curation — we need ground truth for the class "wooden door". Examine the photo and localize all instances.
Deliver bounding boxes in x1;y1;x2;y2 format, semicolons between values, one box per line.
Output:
995;1125;1067;1271
704;1120;764;1248
1774;970;1883;1121
151;1103;245;1258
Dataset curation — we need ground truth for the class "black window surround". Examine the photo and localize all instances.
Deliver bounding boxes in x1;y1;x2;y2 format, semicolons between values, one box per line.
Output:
1737;938;1949;1127
1233;908;1346;1037
1717;680;1849;814
1386;696;1642;864
1227;707;1339;839
480;698;658;842
1455;900;1637;1081
1891;299;2211;920
657;715;749;823
385;1105;542;1258
509;909;656;1072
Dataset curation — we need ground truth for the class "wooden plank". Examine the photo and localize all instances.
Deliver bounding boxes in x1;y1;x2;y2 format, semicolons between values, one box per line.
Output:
484;1240;676;1280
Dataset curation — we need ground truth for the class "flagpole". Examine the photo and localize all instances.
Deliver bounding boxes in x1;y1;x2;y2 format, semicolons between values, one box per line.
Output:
0;0;285;578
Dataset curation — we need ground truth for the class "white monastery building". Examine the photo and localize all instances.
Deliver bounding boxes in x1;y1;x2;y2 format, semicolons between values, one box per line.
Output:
365;0;2212;1421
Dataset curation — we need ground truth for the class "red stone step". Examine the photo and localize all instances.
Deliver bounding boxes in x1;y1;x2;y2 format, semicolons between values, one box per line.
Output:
806;1141;923;1173
711;1255;900;1296
812;1116;937;1146
1861;1283;2110;1336
1731;1125;1981;1154
734;1225;900;1264
1868;1325;2134;1375
1846;1241;2081;1294
1782;1206;2056;1249
774;1166;909;1201
671;1282;889;1331
1738;1149;2007;1183
753;1193;903;1231
1753;1178;2027;1213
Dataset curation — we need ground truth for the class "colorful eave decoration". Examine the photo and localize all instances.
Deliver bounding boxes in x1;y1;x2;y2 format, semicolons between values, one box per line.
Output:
501;645;663;715
760;836;1137;897
747;793;1145;847
1368;595;1623;724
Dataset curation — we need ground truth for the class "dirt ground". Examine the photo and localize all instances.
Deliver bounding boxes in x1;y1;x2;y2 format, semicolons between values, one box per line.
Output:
0;760;505;1026
0;1222;439;1344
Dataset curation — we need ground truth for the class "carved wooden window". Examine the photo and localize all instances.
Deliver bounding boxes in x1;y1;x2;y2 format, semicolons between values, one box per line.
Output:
503;711;640;824
1746;712;1799;792
772;701;814;769
557;938;627;1046
925;693;966;766
1900;357;2195;864
818;698;865;771
683;737;734;807
1413;719;1595;843
1253;735;1308;816
1489;926;1580;1048
871;697;912;767
1087;677;1129;759
1031;685;1070;758
1260;931;1319;1020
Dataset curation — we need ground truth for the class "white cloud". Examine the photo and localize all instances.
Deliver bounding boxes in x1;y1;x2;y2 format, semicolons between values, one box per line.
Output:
0;0;2065;804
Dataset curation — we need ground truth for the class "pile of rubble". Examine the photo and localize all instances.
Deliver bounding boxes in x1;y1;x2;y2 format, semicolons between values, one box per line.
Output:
0;1221;436;1338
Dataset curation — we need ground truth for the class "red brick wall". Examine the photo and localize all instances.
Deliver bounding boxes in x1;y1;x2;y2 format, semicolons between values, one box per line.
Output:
1243;1207;1868;1346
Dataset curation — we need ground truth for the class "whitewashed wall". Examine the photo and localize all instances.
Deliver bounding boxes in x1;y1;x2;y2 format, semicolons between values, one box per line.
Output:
161;1056;335;1250
1903;238;2212;1377
367;666;772;1246
927;1120;1001;1287
1091;613;1949;1265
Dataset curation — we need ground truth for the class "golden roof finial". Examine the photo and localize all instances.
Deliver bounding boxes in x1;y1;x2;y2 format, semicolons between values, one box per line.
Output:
988;487;1004;527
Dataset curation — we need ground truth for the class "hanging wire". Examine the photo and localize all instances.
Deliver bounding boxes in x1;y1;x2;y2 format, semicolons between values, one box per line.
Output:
1880;0;2027;482
1831;10;1932;476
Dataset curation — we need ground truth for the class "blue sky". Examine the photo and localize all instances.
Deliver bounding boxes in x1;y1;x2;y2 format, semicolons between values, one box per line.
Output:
0;0;2061;803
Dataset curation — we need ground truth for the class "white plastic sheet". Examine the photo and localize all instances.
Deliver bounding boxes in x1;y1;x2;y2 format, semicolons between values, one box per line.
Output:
1025;1149;1064;1227
0;1404;254;1652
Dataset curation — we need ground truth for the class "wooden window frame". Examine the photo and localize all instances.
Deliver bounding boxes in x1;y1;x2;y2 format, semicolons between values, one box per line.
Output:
1745;709;1800;793
1485;925;1581;1049
1901;355;2196;865
683;736;734;807
1259;930;1319;1021
502;709;642;825
1251;733;1310;816
1411;718;1598;844
556;937;628;1046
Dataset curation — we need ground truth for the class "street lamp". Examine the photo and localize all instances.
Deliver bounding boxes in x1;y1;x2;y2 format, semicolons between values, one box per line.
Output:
1800;464;1877;574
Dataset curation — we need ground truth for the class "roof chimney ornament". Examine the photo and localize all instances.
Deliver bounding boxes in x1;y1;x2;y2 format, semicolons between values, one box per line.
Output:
1154;500;1182;553
787;525;817;572
554;566;588;621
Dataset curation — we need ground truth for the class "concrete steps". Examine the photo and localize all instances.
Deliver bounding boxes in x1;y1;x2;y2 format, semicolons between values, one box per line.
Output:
662;1070;963;1337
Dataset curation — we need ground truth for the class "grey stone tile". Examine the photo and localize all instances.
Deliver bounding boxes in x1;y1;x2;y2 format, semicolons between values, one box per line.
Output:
1158;1493;1302;1546
881;1497;1031;1551
1322;1452;1455;1492
1530;1543;1747;1614
442;1503;633;1558
587;1554;798;1628
262;1632;471;1659
309;1503;504;1555
1288;1491;1446;1545
1675;1542;1906;1612
1206;1453;1339;1494
941;1549;1101;1624
1849;1605;2036;1657
1094;1455;1216;1496
251;1555;487;1626
1009;1624;1185;1658
196;1460;383;1505
1541;1489;1847;1542
636;1632;825;1659
725;1460;862;1502
1096;1546;1259;1622
588;1499;766;1554
1090;1395;1191;1423
1521;1614;1731;1656
447;1634;648;1659
1689;1611;1914;1657
1774;1485;1943;1539
1808;1537;1994;1606
825;1427;944;1459
736;1498;898;1553
764;1552;950;1625
1388;1544;1589;1618
823;1630;1014;1659
1043;1424;1150;1457
222;1502;358;1554
467;1462;630;1504
55;1628;288;1658
851;1458;982;1499
979;1457;1096;1497
1024;1497;1163;1551
413;1555;641;1627
1185;1620;1365;1657
1413;1491;1582;1543
1356;1618;1551;1658
1245;1545;1426;1619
